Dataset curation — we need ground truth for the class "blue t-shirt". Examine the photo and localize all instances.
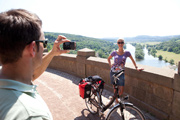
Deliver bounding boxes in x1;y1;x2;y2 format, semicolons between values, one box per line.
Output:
110;51;131;72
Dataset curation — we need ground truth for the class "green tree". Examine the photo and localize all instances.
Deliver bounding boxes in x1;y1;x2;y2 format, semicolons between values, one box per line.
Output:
134;44;144;60
169;59;174;65
158;55;163;60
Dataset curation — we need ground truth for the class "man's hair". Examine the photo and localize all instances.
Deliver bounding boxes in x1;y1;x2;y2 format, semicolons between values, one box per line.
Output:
0;9;42;64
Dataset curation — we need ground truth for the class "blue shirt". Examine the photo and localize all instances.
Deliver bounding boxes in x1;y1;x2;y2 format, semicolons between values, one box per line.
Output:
0;79;53;120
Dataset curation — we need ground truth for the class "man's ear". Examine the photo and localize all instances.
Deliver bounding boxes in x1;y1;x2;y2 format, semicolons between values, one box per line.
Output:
29;41;36;57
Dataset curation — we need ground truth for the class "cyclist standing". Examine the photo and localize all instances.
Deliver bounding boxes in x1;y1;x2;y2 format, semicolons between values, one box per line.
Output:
107;38;143;104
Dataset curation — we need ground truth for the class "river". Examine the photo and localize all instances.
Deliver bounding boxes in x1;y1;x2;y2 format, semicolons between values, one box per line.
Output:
125;44;177;70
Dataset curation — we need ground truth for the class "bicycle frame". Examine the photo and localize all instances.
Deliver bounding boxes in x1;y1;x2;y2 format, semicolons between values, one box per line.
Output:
90;71;123;113
86;70;146;120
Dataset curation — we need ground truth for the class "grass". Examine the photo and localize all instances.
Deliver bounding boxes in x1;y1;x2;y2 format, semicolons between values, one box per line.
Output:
156;50;180;65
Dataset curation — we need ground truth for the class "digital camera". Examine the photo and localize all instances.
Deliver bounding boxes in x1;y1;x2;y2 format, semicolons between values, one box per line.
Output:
63;42;76;50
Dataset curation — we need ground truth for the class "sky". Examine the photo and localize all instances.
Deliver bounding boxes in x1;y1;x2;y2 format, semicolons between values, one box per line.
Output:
0;0;180;38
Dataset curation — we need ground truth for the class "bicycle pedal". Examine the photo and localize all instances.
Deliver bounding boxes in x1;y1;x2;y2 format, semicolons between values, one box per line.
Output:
123;95;129;100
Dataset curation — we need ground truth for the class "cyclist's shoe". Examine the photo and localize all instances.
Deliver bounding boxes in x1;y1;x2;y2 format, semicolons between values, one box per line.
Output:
123;95;129;100
122;95;129;101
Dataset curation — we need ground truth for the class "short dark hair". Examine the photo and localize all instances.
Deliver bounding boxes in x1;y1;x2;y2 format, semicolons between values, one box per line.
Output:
0;9;42;64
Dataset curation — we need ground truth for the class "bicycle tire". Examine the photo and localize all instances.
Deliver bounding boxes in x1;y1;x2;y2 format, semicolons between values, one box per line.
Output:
85;92;98;114
106;104;146;120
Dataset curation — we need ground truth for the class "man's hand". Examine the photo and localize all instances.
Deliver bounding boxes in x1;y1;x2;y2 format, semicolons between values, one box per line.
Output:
50;35;70;56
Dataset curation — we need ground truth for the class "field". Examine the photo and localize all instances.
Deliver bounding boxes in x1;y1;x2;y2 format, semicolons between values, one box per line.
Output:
156;50;180;65
144;42;161;45
128;42;161;45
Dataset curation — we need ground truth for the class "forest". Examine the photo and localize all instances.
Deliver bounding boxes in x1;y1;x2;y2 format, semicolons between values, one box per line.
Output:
146;37;180;65
147;37;180;55
44;32;119;58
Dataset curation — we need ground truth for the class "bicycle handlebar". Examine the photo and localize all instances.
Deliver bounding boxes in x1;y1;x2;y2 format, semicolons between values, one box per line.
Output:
113;69;124;78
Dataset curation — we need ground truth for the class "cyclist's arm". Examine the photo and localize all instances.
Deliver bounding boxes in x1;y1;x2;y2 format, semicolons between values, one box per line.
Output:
107;55;113;68
129;55;144;71
129;55;138;69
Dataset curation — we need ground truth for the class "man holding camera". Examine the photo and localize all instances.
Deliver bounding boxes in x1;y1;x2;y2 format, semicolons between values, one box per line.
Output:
0;9;70;119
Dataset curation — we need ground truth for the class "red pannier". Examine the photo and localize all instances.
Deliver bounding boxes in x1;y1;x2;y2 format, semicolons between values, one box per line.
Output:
79;79;91;99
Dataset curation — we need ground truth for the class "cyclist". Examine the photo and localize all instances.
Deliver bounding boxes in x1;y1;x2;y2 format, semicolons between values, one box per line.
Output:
107;38;143;104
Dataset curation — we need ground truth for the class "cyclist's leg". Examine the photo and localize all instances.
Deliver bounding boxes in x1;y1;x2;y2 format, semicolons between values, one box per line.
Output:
110;71;116;94
118;86;124;96
117;73;125;100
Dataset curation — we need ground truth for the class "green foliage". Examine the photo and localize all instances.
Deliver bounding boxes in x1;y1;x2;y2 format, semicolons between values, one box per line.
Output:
44;32;119;58
146;38;180;63
164;58;168;62
131;43;145;60
158;55;163;60
154;38;180;54
169;59;174;65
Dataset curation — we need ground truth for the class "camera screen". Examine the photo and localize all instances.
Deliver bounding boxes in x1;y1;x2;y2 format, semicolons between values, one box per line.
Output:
63;42;76;50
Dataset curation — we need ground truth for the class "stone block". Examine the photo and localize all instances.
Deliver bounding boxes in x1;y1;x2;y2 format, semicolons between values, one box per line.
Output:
145;93;172;114
130;96;168;120
171;91;180;119
48;56;77;76
125;75;138;87
85;64;95;77
76;56;86;64
76;62;85;78
125;63;174;88
86;57;110;69
178;61;180;75
132;87;146;102
77;48;95;57
124;85;133;96
169;116;180;120
137;79;152;93
173;74;180;92
152;84;173;102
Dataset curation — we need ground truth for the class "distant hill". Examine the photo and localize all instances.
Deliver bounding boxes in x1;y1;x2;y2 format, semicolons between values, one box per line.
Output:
101;37;119;42
102;35;180;43
125;35;180;43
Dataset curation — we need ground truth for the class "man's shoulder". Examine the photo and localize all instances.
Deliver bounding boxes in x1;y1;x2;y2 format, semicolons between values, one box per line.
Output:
0;89;49;119
0;89;30;119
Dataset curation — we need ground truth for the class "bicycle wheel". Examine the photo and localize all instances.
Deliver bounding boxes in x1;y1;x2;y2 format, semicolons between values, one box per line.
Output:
106;104;146;120
85;92;98;114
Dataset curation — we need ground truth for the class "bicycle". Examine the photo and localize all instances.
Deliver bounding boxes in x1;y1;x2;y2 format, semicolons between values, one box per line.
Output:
84;70;146;120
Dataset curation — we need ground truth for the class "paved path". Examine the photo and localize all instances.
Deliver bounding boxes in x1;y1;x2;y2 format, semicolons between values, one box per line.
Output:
34;68;159;120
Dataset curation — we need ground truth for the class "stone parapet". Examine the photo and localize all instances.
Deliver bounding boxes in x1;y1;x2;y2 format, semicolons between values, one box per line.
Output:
46;48;179;120
48;54;77;76
77;48;95;58
178;61;180;75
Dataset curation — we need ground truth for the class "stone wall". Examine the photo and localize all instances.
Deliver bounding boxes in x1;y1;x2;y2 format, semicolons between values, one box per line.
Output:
47;48;180;120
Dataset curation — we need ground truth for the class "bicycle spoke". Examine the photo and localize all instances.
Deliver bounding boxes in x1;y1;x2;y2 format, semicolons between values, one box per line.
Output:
85;94;98;114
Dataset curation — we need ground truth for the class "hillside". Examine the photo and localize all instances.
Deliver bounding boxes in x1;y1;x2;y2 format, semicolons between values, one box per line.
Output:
44;32;119;58
102;35;180;43
125;35;180;43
